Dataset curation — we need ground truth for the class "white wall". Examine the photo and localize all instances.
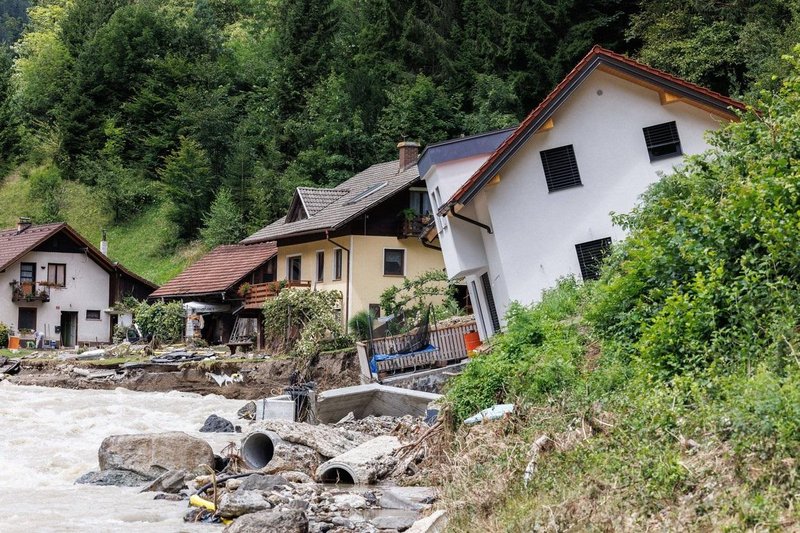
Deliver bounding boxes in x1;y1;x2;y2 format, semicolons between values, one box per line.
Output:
480;69;729;320
0;251;112;344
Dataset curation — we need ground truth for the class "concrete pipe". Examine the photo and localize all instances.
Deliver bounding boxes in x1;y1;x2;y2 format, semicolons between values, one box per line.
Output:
316;435;401;485
240;430;277;469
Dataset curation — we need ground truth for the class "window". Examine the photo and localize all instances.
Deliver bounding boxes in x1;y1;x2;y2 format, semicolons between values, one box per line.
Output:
409;189;432;215
383;249;405;276
540;145;582;192
575;237;612;280
47;263;66;287
480;273;501;333
333;248;343;280
316;251;324;283
643;121;681;161
18;308;36;331
368;303;381;318
86;310;101;321
20;262;35;283
431;187;447;228
344;181;388;205
287;255;302;281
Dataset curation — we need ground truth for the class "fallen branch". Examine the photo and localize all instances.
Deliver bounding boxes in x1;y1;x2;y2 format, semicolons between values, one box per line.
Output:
522;435;553;487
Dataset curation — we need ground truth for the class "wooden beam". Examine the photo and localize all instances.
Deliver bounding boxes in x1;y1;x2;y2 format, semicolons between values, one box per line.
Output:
536;118;554;133
659;91;681;105
488;174;501;186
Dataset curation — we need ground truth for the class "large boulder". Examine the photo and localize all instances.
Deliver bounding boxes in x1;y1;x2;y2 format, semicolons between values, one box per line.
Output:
99;431;214;479
200;414;235;433
224;509;308;533
75;469;151;487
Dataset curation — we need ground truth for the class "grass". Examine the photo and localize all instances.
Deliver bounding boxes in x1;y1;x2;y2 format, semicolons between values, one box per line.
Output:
0;165;208;285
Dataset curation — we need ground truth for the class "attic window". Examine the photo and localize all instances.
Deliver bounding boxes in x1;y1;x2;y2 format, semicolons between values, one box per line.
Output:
643;121;681;161
540;145;582;192
344;181;388;205
575;237;612;281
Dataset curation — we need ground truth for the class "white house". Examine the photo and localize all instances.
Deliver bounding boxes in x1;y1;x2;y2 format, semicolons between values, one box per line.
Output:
0;220;157;347
418;46;746;340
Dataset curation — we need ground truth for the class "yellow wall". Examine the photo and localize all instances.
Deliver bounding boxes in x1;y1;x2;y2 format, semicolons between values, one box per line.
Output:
275;235;445;324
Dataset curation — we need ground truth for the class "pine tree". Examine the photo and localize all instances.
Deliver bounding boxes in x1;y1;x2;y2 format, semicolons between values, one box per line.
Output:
201;187;245;248
159;136;215;241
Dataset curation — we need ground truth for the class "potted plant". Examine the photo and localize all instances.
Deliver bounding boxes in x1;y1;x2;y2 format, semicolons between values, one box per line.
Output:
237;282;252;297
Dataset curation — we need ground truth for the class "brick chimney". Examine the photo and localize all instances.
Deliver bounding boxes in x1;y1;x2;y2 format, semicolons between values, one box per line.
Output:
16;217;32;233
398;141;420;172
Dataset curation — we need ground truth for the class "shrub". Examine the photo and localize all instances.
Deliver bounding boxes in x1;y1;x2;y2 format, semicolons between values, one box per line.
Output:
134;300;184;344
379;269;456;334
347;310;374;341
0;322;9;348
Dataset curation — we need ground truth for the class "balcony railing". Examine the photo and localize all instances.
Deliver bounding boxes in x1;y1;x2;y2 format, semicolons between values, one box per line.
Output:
399;215;433;238
242;280;312;309
10;281;50;303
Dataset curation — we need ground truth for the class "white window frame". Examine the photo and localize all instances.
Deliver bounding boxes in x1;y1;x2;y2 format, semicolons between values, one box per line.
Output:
286;254;302;282
315;250;325;283
332;248;343;281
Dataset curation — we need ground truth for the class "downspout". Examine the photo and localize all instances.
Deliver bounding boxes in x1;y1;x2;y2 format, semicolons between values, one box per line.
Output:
326;230;351;325
420;239;441;251
449;206;493;234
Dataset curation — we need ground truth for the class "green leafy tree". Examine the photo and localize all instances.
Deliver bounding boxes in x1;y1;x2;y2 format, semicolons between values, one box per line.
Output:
0;48;20;172
201;187;245;247
159;136;214;241
262;288;346;358
27;164;63;223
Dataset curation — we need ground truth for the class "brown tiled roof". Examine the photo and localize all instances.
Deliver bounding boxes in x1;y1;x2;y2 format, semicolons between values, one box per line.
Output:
242;160;419;243
443;45;747;212
297;187;350;216
0;223;66;271
149;242;277;298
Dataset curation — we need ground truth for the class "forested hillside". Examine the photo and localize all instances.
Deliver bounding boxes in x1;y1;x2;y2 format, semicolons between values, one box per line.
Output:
1;0;799;283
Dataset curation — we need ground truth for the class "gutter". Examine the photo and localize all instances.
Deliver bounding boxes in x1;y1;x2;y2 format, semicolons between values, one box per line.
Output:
449;206;493;234
326;230;351;325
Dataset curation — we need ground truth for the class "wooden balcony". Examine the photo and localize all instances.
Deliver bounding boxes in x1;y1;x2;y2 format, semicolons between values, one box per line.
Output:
10;281;50;303
399;215;433;238
243;280;312;309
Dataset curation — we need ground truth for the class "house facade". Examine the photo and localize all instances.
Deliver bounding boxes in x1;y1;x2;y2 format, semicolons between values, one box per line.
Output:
242;143;445;324
0;220;157;346
419;46;746;340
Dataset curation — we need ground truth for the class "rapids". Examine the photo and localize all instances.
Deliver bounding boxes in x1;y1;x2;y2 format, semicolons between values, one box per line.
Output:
0;382;244;532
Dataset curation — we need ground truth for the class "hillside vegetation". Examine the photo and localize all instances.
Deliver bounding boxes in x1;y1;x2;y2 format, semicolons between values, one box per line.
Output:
441;53;800;531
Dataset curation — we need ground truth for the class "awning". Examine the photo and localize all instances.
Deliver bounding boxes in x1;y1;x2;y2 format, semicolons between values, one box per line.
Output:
184;301;231;314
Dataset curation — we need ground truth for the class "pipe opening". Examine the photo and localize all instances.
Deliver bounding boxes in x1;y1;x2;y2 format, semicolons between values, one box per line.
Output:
241;431;275;469
319;467;355;485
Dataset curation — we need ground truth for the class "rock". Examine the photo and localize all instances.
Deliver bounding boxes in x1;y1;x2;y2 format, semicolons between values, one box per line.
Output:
371;515;415;531
331;516;354;529
75;469;150;487
223;509;308;533
238;473;291;492
99;431;214;479
153;493;185;501
140;469;188;493
218;490;273;518
281;471;315;484
332;493;367;509
287;499;310;511
255;420;370;458
262;441;320;475
200;414;235;433
238;401;257;420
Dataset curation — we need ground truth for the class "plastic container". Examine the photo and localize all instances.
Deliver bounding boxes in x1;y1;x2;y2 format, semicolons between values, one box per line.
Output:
464;330;481;353
8;336;20;350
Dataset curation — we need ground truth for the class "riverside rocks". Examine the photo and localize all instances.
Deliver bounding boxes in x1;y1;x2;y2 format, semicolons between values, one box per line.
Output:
224;509;309;533
238;473;291;491
199;414;236;432
99;431;214;478
75;468;151;487
218;490;273;518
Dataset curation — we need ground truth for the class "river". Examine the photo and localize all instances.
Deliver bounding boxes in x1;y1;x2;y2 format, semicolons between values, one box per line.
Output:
0;382;245;533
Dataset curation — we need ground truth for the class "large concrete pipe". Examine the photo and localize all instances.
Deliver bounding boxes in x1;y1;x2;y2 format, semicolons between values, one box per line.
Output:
316;435;401;485
240;430;277;469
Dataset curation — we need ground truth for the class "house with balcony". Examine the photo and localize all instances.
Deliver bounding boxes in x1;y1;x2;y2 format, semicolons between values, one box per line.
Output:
0;219;157;347
419;46;746;340
148;242;278;347
241;142;445;325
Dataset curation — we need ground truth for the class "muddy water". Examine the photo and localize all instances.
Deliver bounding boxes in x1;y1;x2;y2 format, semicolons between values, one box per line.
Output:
0;382;245;533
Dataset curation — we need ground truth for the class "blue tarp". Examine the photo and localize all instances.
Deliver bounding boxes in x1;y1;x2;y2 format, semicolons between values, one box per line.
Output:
369;344;436;373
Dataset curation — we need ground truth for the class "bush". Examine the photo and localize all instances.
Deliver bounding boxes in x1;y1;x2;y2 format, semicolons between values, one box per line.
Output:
379;269;456;334
262;288;346;358
347;310;374;341
0;322;9;348
134;300;184;344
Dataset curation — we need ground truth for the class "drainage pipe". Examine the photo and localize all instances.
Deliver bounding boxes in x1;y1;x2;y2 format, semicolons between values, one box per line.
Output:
240;430;278;469
326;231;351;323
448;206;492;234
315;435;401;485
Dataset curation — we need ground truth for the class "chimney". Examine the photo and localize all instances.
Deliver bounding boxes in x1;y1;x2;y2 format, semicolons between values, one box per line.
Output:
16;217;32;233
100;229;108;256
397;141;420;172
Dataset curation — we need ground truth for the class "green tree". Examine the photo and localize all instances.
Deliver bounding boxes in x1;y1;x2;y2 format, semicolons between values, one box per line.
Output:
159;136;214;241
201;187;245;247
0;48;20;172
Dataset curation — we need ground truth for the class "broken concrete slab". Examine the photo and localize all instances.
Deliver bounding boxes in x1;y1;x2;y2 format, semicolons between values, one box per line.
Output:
315;384;441;423
253;420;370;459
405;510;448;533
316;435;402;484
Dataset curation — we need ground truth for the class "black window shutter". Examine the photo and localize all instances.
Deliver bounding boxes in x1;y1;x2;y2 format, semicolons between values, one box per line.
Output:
575;238;612;280
540;145;582;192
480;273;501;333
642;121;681;161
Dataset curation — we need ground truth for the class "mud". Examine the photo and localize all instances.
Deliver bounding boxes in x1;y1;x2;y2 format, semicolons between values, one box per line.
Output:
7;349;361;399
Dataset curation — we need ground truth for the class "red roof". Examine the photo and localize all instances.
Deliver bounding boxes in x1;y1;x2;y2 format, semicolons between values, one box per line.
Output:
443;46;747;211
0;223;66;271
149;242;277;298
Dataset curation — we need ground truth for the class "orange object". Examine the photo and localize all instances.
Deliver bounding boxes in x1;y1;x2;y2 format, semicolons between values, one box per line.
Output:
464;331;481;353
8;336;20;349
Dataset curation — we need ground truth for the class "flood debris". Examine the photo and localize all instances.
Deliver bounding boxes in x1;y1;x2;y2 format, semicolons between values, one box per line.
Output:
463;403;515;424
